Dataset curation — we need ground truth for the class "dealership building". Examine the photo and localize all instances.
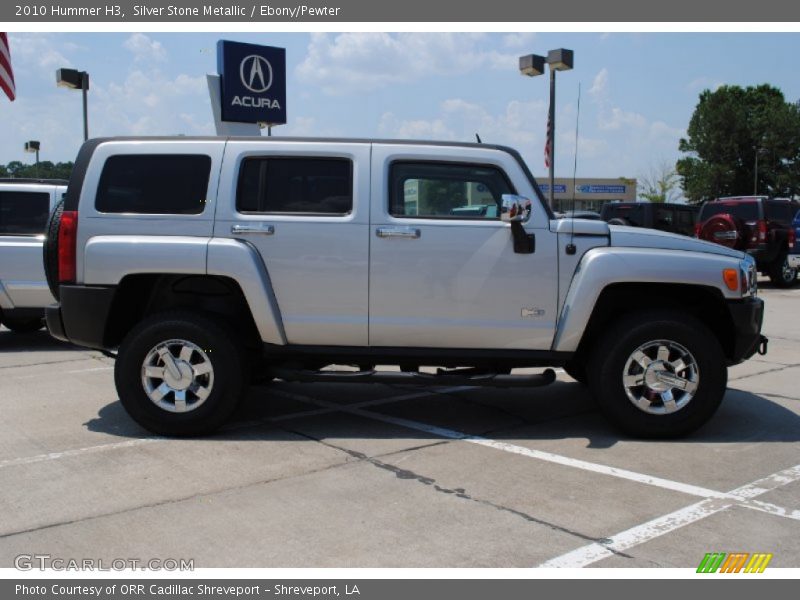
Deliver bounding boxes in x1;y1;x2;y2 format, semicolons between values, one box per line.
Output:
539;177;637;213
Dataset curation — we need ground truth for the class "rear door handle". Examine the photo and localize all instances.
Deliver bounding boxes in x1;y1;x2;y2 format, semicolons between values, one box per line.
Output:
376;226;421;239
231;223;275;235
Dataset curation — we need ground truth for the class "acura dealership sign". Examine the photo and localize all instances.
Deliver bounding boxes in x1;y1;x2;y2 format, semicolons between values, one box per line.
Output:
217;40;286;125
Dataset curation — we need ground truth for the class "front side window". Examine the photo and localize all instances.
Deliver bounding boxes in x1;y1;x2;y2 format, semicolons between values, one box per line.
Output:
0;191;50;235
96;154;211;215
237;157;353;215
389;162;514;219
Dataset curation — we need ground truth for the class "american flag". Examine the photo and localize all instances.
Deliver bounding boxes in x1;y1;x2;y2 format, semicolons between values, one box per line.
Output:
0;33;15;102
544;108;552;168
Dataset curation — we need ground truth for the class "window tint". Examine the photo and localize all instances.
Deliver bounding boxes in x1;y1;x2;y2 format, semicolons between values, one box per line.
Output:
765;201;793;223
237;158;352;215
0;191;50;235
700;202;760;222
654;207;675;230
675;209;696;235
603;204;644;226
96;154;211;214
389;162;514;219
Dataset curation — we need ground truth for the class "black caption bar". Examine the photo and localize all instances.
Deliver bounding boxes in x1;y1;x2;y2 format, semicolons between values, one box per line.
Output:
3;0;800;22
4;580;797;600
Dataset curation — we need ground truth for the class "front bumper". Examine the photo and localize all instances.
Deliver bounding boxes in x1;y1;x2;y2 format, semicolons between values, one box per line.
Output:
727;296;766;365
45;285;116;349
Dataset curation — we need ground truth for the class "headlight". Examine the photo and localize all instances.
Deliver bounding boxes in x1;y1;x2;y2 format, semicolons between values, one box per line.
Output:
740;256;757;296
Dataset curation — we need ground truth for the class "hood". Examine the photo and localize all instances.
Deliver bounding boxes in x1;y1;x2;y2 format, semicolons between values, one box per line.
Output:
609;225;745;259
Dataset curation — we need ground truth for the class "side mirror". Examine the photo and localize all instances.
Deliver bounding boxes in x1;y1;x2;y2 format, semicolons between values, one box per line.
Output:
501;194;532;224
500;194;535;254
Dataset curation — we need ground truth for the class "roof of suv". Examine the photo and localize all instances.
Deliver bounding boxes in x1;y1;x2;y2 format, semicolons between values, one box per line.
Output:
64;136;553;218
0;178;69;186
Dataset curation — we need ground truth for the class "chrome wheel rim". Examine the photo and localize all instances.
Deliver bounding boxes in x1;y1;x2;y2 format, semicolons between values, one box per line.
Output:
141;339;214;413
622;340;699;415
782;259;797;283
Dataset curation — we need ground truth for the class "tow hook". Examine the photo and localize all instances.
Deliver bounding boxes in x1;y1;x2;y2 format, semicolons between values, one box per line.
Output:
758;335;769;356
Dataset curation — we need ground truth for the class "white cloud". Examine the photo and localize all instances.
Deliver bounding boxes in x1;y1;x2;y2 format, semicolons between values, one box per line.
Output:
297;33;520;94
589;68;609;100
123;33;167;63
502;33;536;48
687;76;724;92
7;34;72;70
378;97;549;162
91;69;209;136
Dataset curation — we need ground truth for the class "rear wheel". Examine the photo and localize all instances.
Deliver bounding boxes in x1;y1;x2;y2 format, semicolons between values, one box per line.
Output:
3;316;44;333
587;310;727;438
768;252;798;288
43;198;65;301
115;311;247;436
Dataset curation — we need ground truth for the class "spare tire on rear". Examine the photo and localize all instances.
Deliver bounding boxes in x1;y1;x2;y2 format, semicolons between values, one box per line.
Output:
698;213;746;250
43;199;64;301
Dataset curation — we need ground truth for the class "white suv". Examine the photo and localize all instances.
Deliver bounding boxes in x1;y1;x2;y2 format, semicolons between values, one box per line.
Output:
0;178;67;332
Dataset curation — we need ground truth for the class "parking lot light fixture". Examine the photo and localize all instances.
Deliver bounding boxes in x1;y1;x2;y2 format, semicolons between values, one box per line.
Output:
519;49;574;211
56;68;90;142
24;140;40;176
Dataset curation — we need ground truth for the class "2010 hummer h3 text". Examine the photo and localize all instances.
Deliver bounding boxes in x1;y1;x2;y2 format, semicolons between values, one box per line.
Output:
44;137;767;438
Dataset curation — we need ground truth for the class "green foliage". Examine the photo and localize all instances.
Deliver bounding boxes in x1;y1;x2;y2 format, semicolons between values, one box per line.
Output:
1;160;73;180
638;162;680;203
677;84;800;202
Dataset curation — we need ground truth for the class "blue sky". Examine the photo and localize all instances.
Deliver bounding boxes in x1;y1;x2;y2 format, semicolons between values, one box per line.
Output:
3;32;800;187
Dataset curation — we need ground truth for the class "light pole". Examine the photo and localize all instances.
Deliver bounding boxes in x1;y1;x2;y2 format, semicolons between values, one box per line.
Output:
24;140;40;176
754;146;767;196
56;68;90;142
519;48;574;211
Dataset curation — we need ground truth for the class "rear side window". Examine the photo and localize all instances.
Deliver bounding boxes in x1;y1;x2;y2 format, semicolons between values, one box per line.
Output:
603;204;644;226
237;157;353;215
389;162;514;219
700;202;760;222
96;154;212;214
765;201;794;223
0;191;50;235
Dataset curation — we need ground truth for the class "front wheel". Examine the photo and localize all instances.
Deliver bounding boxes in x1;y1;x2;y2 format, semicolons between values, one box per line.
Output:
587;311;727;438
768;253;798;288
115;311;247;436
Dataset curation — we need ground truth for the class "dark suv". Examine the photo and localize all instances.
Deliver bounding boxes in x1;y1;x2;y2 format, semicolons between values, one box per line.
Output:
600;202;699;236
696;196;799;288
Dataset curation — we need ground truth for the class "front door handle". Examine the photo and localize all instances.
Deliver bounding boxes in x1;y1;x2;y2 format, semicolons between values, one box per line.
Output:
376;226;421;239
231;223;275;235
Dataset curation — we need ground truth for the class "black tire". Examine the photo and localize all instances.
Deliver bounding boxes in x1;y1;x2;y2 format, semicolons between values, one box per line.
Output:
767;252;798;288
587;310;727;438
563;360;588;385
3;316;45;333
115;311;248;436
43;198;65;301
607;218;629;226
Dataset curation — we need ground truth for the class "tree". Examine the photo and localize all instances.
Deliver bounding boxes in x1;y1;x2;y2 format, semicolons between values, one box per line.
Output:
677;84;800;203
638;162;680;203
0;160;73;180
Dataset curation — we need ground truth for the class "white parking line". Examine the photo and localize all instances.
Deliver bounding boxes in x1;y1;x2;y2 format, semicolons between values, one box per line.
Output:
539;463;800;567
0;387;470;470
0;438;160;470
281;392;731;500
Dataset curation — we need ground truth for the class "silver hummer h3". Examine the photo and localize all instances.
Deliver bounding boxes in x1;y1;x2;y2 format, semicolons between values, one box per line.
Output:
44;137;767;437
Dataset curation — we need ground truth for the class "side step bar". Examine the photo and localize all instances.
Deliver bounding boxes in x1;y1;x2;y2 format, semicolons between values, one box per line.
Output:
270;368;557;388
